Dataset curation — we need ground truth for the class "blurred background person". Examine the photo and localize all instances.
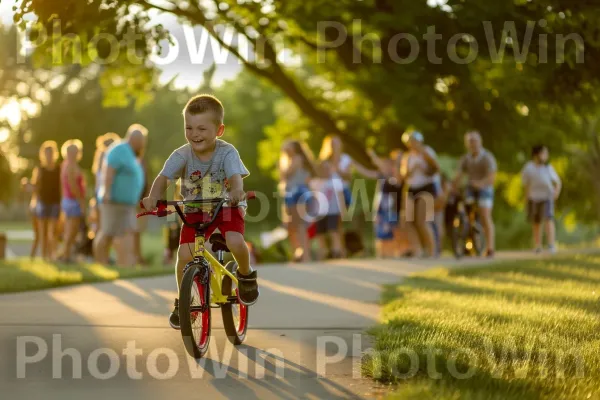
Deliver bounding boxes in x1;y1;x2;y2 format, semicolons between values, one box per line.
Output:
20;177;39;259
522;145;562;254
399;131;440;258
134;150;151;265
279;140;317;262
92;132;121;233
310;159;346;260
453;131;498;257
30;141;61;260
94;124;147;267
59;139;86;263
319;134;375;256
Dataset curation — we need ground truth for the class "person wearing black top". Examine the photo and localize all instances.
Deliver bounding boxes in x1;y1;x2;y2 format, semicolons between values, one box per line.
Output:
32;141;61;259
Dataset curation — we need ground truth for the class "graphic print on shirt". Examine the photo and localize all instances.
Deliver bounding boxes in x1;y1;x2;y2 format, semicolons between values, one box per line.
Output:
183;169;225;200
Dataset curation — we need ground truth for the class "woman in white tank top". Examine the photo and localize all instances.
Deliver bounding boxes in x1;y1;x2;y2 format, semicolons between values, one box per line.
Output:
399;131;440;257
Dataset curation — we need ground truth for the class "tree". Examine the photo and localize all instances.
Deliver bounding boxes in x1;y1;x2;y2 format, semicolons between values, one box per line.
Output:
12;0;600;165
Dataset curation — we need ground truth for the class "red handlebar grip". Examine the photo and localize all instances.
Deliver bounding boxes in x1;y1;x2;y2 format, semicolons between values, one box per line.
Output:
246;191;256;200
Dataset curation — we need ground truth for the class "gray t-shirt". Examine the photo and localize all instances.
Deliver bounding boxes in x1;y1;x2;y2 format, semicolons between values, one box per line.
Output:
459;149;497;183
521;161;561;201
160;140;249;209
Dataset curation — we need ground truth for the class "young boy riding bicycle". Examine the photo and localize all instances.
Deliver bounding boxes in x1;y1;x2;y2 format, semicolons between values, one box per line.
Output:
142;94;259;330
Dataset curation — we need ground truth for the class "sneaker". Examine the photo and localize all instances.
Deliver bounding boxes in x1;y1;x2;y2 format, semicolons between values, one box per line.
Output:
535;247;542;254
548;245;557;254
236;269;259;306
485;249;495;258
169;299;180;330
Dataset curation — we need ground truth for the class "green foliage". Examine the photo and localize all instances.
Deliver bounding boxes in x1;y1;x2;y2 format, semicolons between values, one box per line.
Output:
5;0;600;226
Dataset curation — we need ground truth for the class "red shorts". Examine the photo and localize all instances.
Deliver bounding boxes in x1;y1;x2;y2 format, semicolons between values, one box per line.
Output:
179;207;245;245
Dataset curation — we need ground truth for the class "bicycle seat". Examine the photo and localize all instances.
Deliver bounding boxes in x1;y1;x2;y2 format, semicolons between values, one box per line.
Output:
209;233;230;253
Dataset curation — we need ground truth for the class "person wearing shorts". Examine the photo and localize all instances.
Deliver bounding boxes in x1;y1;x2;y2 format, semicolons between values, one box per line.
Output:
32;141;62;260
60;140;86;263
311;160;345;260
453;131;498;257
374;178;401;258
94;125;147;267
280;140;316;262
400;131;440;258
522;145;561;253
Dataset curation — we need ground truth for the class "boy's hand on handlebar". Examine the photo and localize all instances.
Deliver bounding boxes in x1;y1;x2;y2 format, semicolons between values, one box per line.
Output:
229;189;246;206
142;196;158;211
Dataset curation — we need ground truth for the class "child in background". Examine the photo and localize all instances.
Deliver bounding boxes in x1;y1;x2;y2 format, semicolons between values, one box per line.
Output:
279;140;317;262
366;149;407;258
521;145;562;253
310;160;346;260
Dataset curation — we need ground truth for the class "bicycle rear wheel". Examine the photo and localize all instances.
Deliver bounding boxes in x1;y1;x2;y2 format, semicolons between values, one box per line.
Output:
180;263;211;359
221;262;249;345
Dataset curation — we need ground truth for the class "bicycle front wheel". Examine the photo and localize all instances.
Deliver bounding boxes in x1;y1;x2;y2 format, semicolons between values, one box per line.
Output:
180;263;211;359
221;262;249;345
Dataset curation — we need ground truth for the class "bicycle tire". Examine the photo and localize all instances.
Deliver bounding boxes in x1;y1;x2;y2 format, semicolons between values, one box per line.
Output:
451;214;466;259
471;220;486;257
180;263;211;359
221;261;249;345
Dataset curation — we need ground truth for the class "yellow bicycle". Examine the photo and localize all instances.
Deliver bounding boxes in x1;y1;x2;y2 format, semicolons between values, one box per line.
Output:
138;193;256;359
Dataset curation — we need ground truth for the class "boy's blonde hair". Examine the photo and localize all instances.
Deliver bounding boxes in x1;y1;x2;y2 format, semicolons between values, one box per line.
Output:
183;94;224;126
38;140;59;167
61;139;83;161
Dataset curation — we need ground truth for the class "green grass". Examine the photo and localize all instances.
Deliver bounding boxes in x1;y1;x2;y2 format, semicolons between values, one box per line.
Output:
364;254;600;400
0;221;32;232
0;257;173;294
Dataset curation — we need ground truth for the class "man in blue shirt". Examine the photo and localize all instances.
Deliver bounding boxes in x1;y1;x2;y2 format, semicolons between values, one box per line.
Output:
93;124;147;266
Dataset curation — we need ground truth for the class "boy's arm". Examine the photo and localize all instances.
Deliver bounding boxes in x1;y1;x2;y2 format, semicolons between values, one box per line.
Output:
228;174;245;206
142;175;169;210
143;151;185;209
224;148;250;206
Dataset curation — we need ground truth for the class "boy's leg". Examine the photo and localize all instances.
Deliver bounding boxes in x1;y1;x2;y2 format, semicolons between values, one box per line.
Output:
225;232;251;275
221;207;258;305
176;244;194;293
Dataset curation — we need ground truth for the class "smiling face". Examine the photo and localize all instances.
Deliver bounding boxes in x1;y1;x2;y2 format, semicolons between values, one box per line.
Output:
184;111;224;157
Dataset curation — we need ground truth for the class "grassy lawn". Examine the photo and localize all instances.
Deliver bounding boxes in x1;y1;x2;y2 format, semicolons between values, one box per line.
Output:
364;254;600;400
0;257;173;294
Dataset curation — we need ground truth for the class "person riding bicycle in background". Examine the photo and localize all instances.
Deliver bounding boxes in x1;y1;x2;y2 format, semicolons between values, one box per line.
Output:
521;145;561;254
452;131;497;258
142;94;259;330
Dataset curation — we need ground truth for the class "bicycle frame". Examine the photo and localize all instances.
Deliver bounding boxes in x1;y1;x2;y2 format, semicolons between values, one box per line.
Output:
193;233;237;305
138;193;257;305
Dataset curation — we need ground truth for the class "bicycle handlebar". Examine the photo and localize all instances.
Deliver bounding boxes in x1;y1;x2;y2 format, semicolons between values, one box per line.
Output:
137;191;256;231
